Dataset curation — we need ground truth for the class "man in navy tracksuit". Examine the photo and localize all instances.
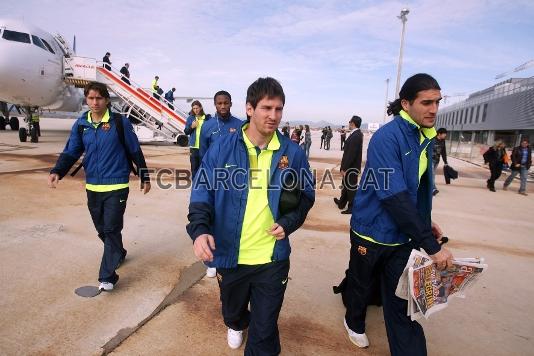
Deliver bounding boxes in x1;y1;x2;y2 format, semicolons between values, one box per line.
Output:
187;78;315;354
48;82;150;291
343;74;454;355
198;90;242;161
196;90;242;278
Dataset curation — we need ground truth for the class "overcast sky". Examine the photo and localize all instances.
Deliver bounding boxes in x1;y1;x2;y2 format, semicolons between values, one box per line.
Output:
3;0;534;124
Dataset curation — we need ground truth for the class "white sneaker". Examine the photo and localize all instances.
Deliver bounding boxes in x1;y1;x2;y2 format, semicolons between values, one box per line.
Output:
99;282;114;291
343;318;369;348
206;267;217;278
227;328;243;349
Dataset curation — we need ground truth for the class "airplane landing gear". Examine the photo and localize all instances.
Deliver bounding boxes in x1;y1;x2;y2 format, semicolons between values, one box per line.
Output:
176;135;188;147
18;106;38;143
19;127;27;142
0;116;5;130
9;117;19;130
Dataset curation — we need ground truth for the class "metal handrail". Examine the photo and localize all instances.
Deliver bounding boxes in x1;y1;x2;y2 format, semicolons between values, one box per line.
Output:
96;61;190;119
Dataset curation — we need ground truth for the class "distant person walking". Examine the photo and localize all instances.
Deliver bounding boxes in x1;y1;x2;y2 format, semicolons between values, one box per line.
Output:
303;124;312;159
164;88;176;110
334;116;363;214
31;108;40;138
320;127;327;149
431;127;448;196
503;137;531;195
151;76;160;99
102;52;111;70
325;126;333;150
281;122;290;137
483;140;507;192
290;125;302;144
47;82;150;292
184;100;211;178
119;63;130;85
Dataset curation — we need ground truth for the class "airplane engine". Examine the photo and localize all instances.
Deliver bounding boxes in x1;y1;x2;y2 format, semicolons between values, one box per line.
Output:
42;85;83;112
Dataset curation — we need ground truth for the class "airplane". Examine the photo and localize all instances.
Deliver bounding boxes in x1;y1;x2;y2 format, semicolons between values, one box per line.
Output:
0;18;84;142
0;18;209;145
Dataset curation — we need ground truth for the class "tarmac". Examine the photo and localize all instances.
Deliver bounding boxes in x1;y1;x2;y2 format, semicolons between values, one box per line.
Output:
1;118;533;356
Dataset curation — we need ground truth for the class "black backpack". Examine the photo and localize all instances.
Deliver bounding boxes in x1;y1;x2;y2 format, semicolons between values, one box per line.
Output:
70;112;137;177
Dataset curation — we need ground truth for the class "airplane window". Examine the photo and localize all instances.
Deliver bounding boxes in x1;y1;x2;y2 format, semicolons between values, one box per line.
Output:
41;38;55;54
31;35;48;51
2;29;31;43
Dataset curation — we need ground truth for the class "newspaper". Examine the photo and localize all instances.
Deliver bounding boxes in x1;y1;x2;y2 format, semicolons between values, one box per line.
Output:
396;249;487;320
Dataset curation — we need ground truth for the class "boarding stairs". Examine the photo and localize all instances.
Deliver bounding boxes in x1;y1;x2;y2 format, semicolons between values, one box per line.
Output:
62;56;189;145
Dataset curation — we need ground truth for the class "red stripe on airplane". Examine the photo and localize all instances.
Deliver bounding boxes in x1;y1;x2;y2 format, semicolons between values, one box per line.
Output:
96;68;186;126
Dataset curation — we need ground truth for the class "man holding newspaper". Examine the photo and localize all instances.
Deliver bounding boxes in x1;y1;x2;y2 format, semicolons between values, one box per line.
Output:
343;74;453;355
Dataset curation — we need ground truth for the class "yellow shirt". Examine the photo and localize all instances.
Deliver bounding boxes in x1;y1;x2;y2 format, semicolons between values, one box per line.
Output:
192;115;205;149
238;126;280;265
85;110;129;192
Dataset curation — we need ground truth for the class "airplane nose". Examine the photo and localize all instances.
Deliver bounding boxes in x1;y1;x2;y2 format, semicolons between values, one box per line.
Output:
0;41;31;103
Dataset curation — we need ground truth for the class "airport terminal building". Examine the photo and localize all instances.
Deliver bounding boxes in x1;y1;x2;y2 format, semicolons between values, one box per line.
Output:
436;77;534;156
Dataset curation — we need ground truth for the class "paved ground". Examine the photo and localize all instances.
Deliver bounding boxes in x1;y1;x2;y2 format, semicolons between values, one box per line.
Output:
1;120;533;355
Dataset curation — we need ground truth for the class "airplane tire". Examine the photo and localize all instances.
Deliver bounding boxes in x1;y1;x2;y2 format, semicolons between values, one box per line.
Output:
30;126;39;143
19;127;27;142
176;135;188;147
10;117;19;130
0;116;5;130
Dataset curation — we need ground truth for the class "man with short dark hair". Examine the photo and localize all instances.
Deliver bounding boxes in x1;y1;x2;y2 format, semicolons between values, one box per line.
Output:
198;90;242;160
187;77;315;354
334;116;363;214
343;73;453;355
196;90;242;278
503;137;531;195
164;87;176;110
120;63;130;85
103;52;111;70
48;82;150;291
432;127;448;196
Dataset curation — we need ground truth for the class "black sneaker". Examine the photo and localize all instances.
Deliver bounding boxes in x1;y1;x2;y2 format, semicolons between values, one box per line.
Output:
433;189;439;196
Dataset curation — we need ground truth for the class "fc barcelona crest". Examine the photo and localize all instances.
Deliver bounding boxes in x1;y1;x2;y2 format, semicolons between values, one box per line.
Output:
278;155;289;169
102;122;110;131
357;245;367;256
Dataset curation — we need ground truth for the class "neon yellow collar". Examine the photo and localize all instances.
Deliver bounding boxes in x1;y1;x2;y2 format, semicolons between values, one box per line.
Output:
242;124;280;150
399;110;436;139
87;109;110;124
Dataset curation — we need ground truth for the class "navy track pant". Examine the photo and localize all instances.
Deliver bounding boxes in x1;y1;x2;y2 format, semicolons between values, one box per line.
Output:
87;188;129;284
345;231;427;356
217;260;290;356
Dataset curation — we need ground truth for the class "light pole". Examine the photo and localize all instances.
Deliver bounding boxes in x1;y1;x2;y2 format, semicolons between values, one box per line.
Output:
395;8;409;98
383;78;390;123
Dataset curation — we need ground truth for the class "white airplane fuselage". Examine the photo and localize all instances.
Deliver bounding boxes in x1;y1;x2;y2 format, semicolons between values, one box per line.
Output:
0;19;83;111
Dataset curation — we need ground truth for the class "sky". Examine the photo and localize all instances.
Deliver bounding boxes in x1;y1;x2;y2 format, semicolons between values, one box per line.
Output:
2;0;534;124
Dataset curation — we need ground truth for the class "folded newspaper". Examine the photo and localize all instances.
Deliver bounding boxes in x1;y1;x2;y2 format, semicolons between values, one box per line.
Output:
396;249;487;320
